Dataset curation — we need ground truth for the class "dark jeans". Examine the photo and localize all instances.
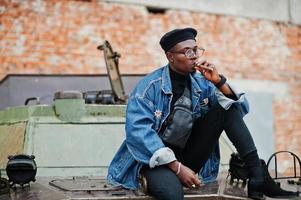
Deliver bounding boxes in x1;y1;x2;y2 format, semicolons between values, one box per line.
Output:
143;104;257;200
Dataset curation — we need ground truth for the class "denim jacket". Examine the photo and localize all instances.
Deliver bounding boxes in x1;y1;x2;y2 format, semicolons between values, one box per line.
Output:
107;65;249;190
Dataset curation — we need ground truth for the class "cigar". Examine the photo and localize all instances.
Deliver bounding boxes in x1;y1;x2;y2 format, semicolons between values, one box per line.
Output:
194;64;213;71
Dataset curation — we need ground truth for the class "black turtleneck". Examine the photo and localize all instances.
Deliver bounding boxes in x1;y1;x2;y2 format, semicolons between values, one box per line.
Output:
169;67;191;108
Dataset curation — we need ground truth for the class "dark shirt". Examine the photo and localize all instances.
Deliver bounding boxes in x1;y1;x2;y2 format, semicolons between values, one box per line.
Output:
169;67;191;109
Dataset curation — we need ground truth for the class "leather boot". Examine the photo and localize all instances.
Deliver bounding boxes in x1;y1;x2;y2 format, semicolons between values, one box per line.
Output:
248;160;299;199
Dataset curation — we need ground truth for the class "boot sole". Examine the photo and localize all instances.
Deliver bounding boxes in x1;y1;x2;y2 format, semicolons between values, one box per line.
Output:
248;191;265;200
266;194;299;199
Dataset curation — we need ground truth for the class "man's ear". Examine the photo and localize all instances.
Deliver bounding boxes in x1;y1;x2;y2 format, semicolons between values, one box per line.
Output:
166;52;174;63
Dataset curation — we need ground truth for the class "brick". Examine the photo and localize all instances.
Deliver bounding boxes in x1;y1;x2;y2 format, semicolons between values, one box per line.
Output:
0;0;301;173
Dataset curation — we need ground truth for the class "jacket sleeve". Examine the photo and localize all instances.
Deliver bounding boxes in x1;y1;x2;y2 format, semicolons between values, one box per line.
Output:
125;95;176;167
206;80;249;117
214;82;249;116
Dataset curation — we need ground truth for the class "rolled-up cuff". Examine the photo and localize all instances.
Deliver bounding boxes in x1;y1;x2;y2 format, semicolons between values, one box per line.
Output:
215;82;246;110
149;147;176;168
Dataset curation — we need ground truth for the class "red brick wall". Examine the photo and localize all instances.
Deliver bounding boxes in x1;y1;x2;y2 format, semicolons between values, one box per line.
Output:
1;0;301;173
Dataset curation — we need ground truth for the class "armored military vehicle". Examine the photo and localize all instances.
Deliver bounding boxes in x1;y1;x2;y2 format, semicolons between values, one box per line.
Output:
0;41;299;200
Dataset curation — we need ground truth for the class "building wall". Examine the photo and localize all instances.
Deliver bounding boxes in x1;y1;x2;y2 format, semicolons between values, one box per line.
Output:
0;0;300;173
106;0;301;25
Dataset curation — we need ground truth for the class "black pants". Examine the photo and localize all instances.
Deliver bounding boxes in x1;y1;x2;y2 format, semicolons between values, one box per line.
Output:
143;104;257;200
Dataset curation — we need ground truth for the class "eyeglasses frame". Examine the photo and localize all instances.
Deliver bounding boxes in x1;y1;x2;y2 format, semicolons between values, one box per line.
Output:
168;47;205;59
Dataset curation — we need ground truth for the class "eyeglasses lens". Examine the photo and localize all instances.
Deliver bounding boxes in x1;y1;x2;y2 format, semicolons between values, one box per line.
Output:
185;48;204;59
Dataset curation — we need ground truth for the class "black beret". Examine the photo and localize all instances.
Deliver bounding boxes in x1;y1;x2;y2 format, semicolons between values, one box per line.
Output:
160;27;197;52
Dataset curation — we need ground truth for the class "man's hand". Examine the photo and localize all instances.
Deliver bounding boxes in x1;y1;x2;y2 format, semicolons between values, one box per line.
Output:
194;58;220;85
194;58;234;96
167;161;201;189
177;164;201;188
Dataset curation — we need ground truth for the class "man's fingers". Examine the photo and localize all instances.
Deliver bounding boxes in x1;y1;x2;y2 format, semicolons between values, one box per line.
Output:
182;177;199;188
186;175;201;188
179;164;202;188
194;59;207;66
193;176;201;187
195;65;213;72
184;181;194;188
201;65;213;71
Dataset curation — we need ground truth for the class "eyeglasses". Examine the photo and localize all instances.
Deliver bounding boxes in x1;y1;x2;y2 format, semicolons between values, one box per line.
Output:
169;47;205;59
